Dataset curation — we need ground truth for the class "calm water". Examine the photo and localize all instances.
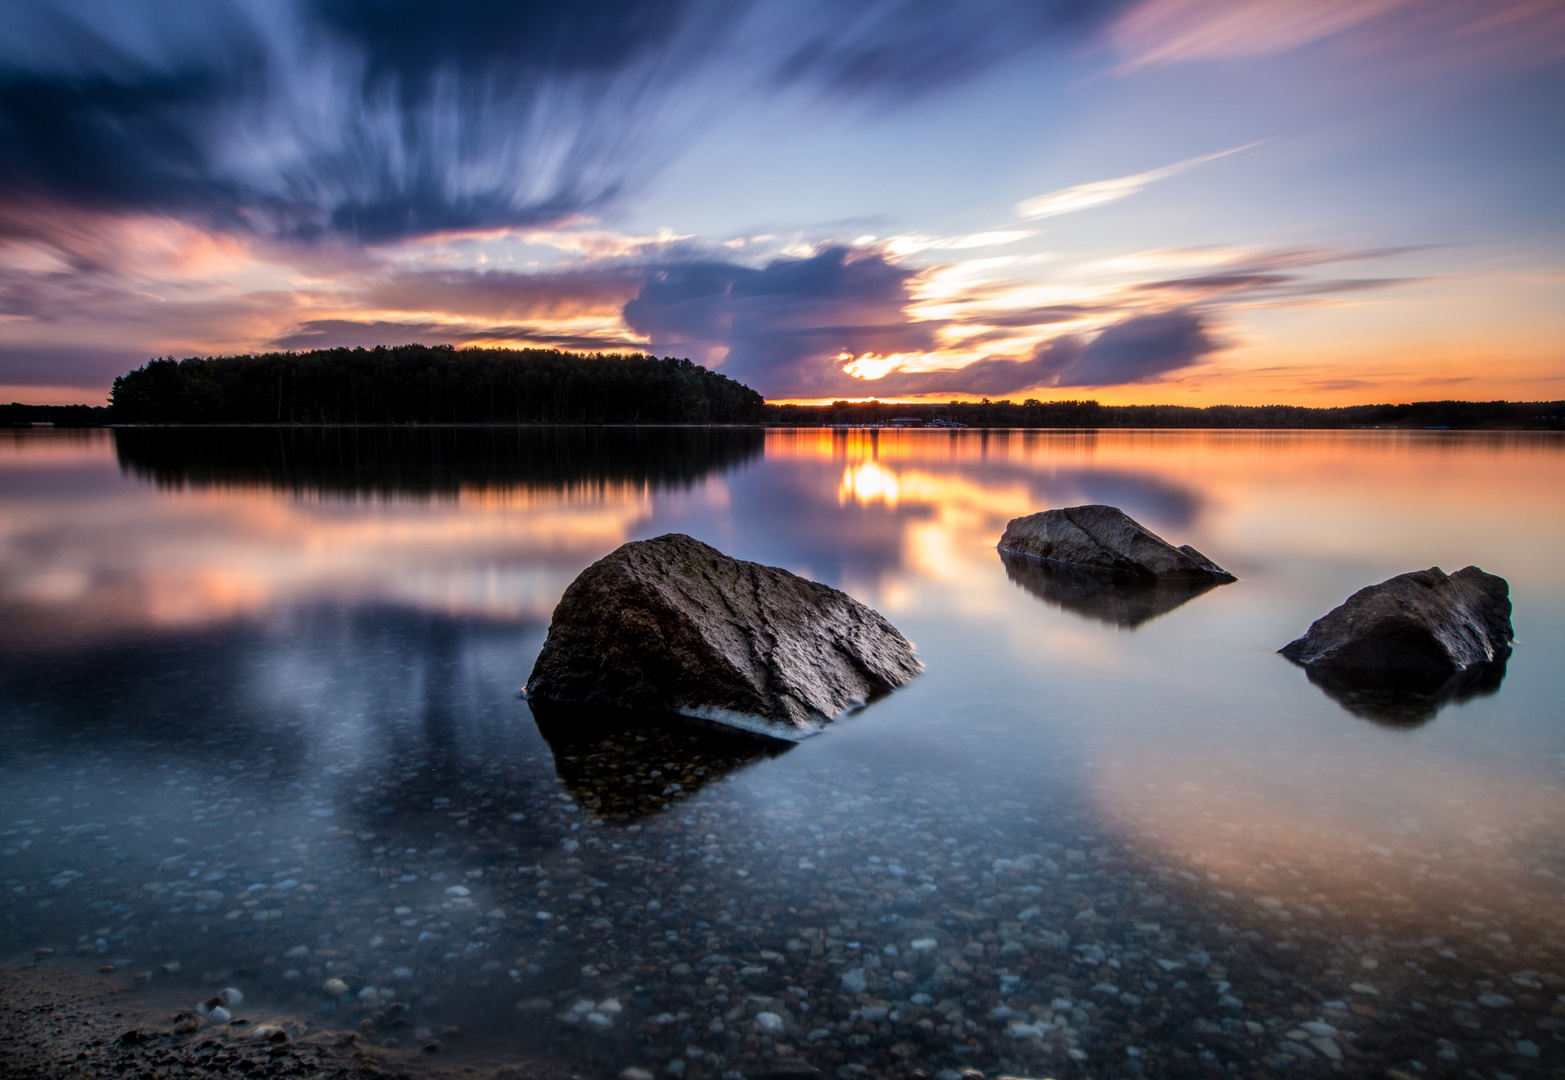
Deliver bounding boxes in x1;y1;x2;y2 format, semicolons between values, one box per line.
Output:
2;426;1564;1079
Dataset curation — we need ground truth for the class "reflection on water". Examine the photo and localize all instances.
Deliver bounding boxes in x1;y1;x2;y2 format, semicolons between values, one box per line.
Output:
4;427;1565;1078
1297;657;1510;728
529;701;792;822
1;428;760;649
998;551;1226;628
114;426;764;497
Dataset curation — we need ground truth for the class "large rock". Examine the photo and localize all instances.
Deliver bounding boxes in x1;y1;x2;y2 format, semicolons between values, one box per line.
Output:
997;504;1236;582
525;534;920;739
1280;566;1512;693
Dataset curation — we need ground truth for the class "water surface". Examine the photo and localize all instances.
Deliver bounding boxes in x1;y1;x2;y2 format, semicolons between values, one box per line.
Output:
3;427;1563;1078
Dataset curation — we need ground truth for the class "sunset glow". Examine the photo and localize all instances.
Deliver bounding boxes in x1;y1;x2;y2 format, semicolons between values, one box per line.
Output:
0;1;1560;406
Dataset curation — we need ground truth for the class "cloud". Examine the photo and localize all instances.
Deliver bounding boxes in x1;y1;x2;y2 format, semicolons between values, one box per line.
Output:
1108;0;1565;71
363;267;644;321
1050;307;1215;385
854;308;1218;396
767;0;1130;98
623;246;938;397
1016;143;1260;220
268;318;643;354
0;0;1128;242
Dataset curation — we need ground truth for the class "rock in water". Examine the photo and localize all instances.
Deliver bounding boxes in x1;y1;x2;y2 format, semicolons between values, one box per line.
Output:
525;534;920;739
1280;566;1512;689
997;504;1236;582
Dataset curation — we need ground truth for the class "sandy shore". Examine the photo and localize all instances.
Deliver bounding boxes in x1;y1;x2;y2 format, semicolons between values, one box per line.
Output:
0;957;583;1080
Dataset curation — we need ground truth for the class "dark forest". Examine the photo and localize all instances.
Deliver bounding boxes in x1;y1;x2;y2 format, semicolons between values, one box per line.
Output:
106;346;765;425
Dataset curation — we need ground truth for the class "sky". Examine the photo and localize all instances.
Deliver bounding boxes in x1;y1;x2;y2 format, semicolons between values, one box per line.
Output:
0;0;1562;406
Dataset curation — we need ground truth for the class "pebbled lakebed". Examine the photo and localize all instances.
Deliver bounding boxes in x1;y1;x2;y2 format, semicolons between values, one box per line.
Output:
3;426;1564;1079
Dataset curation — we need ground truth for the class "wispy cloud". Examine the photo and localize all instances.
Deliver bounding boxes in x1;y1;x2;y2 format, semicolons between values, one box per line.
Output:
1015;143;1262;221
1108;0;1565;71
0;0;1130;243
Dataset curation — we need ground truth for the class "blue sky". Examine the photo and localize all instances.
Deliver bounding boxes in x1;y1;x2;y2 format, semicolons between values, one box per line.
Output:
1;0;1561;404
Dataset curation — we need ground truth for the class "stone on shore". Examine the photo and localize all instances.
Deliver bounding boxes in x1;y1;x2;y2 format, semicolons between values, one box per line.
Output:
1280;566;1512;692
997;505;1236;582
525;533;920;739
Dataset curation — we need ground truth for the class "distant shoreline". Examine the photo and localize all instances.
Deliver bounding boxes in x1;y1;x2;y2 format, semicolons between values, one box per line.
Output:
7;401;1564;431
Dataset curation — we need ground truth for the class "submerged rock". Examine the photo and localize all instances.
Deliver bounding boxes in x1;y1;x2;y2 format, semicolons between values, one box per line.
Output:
1280;566;1513;710
997;505;1236;582
525;534;920;739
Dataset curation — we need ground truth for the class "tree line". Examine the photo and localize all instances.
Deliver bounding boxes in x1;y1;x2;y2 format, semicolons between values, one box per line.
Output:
0;403;111;426
763;398;1565;430
107;345;765;425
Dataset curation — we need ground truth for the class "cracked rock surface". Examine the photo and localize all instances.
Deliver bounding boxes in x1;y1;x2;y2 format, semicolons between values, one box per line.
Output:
997;505;1236;582
525;534;920;738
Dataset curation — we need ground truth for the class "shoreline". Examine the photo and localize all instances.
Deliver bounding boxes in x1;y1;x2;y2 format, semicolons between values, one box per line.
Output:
0;956;580;1080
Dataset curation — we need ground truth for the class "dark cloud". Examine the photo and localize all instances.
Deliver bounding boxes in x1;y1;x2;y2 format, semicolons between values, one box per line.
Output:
623;246;937;397
1052;308;1216;386
364;267;644;320
0;0;1123;241
772;0;1127;98
1137;273;1293;294
1137;270;1419;301
310;0;693;81
622;243;1221;397
853;309;1218;397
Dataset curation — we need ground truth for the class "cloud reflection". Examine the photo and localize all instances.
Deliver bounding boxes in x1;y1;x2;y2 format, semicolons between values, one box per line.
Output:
0;428;760;649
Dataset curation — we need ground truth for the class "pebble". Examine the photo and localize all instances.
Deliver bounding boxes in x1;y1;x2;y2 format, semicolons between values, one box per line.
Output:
1310;1036;1342;1061
5;646;1565;1080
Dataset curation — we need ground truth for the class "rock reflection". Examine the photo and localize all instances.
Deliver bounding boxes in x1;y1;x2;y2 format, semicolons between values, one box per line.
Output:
1297;656;1509;727
528;699;791;822
999;550;1225;627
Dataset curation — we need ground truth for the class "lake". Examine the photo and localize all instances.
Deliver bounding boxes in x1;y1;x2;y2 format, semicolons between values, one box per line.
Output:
2;426;1563;1078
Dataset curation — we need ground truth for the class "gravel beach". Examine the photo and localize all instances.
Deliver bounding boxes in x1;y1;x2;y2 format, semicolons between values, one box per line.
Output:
0;958;577;1080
